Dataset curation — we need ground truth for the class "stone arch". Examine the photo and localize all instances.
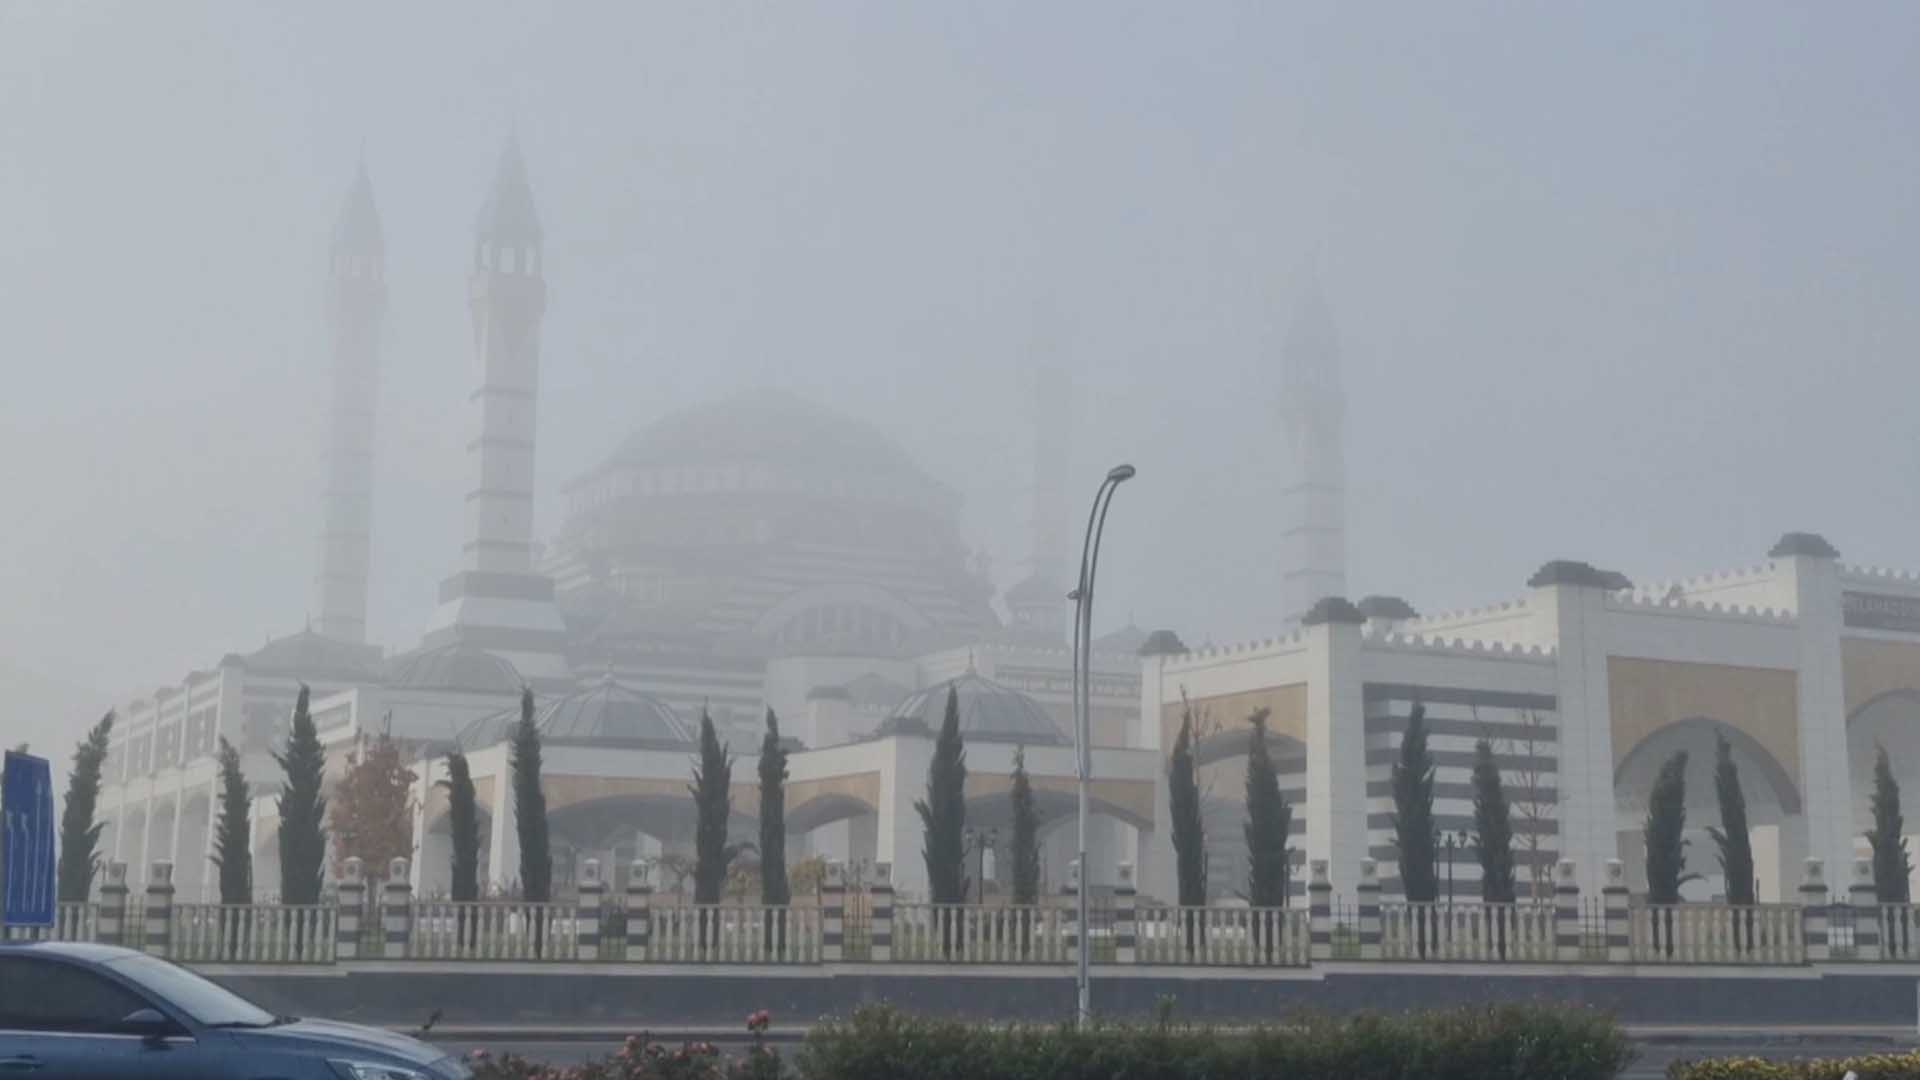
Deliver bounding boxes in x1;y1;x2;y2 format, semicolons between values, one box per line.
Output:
1613;716;1802;901
1192;728;1305;769
1847;688;1920;835
786;793;877;836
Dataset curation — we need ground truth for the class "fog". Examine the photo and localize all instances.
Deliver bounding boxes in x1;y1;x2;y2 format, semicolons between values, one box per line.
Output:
3;1;1918;757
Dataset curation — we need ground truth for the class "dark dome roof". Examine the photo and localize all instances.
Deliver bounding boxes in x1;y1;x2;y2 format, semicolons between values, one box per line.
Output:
602;389;939;487
878;672;1066;745
387;646;521;695
459;678;692;749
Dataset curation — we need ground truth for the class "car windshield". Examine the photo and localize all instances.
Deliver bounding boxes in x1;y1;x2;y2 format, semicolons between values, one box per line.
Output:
105;954;279;1028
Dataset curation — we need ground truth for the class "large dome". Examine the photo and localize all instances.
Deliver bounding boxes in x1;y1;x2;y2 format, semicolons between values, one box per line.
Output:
878;672;1067;746
458;678;693;750
606;389;937;486
387;645;522;695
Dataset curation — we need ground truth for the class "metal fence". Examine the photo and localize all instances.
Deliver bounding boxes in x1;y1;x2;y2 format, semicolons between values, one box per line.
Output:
1378;902;1557;962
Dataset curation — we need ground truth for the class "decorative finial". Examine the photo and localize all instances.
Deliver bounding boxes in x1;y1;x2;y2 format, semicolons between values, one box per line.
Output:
966;649;976;673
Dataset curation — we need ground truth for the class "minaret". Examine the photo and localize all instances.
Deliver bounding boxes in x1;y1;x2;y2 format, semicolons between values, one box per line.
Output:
421;139;568;680
1277;286;1347;626
1004;344;1073;640
315;160;386;644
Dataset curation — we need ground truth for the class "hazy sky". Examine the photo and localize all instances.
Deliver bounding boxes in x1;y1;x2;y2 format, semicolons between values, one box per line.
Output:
3;2;1918;751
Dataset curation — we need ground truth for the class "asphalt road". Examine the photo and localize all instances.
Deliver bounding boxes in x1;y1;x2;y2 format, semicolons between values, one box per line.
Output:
428;1029;1919;1078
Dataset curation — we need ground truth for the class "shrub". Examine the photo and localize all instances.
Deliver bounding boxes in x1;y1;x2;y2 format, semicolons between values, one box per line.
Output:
469;1013;782;1080
795;1002;1631;1080
1667;1051;1920;1080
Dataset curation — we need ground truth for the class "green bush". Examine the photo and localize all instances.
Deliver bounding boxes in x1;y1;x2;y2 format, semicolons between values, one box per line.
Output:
795;1003;1632;1080
1667;1051;1920;1080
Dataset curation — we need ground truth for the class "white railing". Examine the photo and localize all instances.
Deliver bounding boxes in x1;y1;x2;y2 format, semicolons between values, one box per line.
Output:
1631;903;1804;965
1379;902;1557;962
645;905;821;963
170;904;336;964
408;901;579;961
892;904;1073;963
1135;906;1310;967
0;902;96;942
1873;904;1920;960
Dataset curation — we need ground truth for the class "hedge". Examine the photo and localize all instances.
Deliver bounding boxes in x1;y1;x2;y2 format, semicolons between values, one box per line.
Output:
1667;1052;1920;1080
469;1003;1631;1080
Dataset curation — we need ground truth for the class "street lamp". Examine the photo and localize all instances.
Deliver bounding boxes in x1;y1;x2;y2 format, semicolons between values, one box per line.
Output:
1070;463;1136;1024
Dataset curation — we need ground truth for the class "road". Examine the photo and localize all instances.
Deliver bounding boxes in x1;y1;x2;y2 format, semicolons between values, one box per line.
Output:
426;1026;1917;1078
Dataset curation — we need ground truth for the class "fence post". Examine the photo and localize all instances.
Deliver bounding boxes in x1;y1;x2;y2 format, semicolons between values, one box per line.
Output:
1799;858;1829;963
336;857;366;961
143;862;175;958
577;858;603;961
870;862;894;963
625;862;653;961
382;857;412;960
1356;859;1381;960
1308;860;1332;961
822;861;845;963
98;862;129;946
1063;858;1082;965
1115;862;1138;964
1554;859;1582;962
1602;858;1630;964
1850;857;1881;961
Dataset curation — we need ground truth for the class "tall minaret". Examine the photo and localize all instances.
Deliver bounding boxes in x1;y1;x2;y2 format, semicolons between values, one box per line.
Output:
1004;324;1073;640
1277;286;1347;626
315;160;386;644
421;138;569;680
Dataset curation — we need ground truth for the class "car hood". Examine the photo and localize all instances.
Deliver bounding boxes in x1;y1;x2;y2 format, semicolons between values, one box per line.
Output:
228;1017;443;1066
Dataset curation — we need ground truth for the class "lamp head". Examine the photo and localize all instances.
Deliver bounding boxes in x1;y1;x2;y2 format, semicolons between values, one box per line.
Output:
1106;463;1136;483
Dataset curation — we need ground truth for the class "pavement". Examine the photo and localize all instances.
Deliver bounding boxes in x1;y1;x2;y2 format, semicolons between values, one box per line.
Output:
412;1023;1920;1078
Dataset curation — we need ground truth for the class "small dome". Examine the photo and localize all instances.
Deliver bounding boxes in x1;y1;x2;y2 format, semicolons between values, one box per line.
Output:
458;678;692;750
880;672;1066;745
387;646;521;695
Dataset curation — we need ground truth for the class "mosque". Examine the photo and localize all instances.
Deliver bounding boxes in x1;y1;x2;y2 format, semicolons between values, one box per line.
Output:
93;143;1920;909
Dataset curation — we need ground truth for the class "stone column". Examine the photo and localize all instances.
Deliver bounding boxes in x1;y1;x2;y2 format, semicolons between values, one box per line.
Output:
1114;862;1138;964
1799;858;1830;963
1849;857;1881;960
98;862;129;946
336;857;366;961
1355;859;1382;960
822;861;845;962
869;862;894;963
1307;859;1333;961
1553;859;1582;962
143;861;175;958
382;857;412;960
625;862;653;961
1771;536;1856;884
1303;605;1367;894
1602;858;1631;964
577;858;604;961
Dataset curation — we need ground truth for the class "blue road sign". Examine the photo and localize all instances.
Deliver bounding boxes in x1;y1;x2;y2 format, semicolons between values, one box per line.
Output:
2;750;56;927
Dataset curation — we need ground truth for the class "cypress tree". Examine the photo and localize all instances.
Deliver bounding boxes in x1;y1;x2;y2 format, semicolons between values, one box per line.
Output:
1009;745;1041;906
509;688;551;902
441;749;480;903
1706;734;1755;905
1391;703;1439;902
914;686;969;904
758;709;790;907
1168;703;1206;906
690;708;735;905
1243;708;1293;908
210;737;253;905
1644;750;1689;905
1869;745;1911;903
275;686;328;905
1470;739;1516;903
56;712;114;903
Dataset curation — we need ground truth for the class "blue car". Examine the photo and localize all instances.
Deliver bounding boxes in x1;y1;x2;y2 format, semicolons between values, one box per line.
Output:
0;941;468;1079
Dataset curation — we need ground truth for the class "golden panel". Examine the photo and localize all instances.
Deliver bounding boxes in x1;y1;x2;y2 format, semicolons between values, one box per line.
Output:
1159;683;1308;750
786;772;882;815
541;775;756;817
964;774;1155;826
1842;638;1920;717
1607;658;1799;776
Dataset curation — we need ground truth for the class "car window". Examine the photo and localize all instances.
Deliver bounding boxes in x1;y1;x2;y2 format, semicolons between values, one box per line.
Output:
0;956;154;1034
105;954;274;1027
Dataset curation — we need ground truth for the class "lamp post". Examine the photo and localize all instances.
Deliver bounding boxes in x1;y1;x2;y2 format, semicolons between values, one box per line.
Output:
1444;831;1458;904
1070;463;1136;1024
